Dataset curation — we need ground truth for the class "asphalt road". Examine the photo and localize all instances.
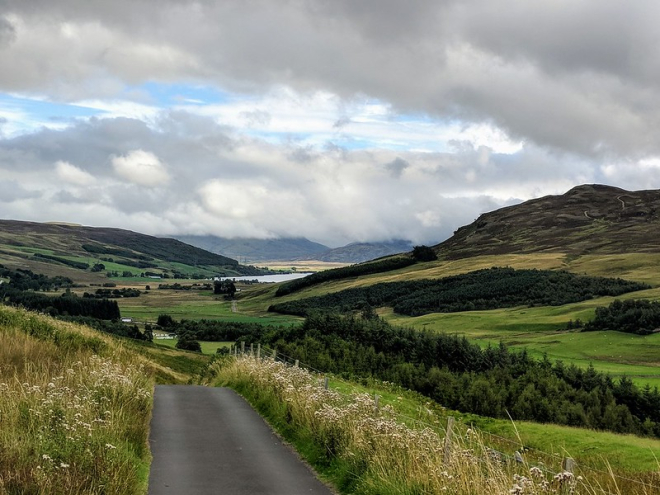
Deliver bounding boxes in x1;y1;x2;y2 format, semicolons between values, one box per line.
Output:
148;385;335;495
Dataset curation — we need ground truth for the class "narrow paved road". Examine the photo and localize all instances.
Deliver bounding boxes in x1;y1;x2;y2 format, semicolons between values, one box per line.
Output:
148;385;335;495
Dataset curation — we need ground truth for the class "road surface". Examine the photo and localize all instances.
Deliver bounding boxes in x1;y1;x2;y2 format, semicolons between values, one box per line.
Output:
148;385;335;495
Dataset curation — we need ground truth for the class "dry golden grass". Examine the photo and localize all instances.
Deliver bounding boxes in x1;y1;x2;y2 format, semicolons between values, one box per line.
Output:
0;306;154;495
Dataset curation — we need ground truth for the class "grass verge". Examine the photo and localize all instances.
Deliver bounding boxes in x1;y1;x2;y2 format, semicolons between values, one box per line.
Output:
0;306;154;494
214;355;660;495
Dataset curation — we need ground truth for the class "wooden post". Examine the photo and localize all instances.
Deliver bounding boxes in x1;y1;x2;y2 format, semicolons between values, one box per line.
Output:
257;343;261;360
563;458;576;473
443;417;455;464
324;377;329;390
241;341;245;355
294;359;299;367
272;348;277;360
374;394;380;412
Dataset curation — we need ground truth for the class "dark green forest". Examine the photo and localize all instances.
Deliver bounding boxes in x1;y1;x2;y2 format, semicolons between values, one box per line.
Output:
0;266;121;324
0;265;73;291
158;317;274;342
270;267;648;317
4;289;120;320
584;299;660;335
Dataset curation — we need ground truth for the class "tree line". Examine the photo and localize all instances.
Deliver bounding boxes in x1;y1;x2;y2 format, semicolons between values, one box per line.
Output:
4;289;120;320
0;265;73;291
269;267;649;317
157;314;273;342
584;299;660;335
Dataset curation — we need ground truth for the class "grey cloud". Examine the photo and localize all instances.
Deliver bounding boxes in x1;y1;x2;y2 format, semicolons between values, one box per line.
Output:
4;0;660;159
0;16;16;48
333;116;351;129
52;190;91;204
0;180;41;202
240;110;271;128
385;157;409;178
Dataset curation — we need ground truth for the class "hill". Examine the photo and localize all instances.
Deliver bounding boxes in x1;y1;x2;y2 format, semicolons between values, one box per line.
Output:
309;239;413;263
0;219;266;282
176;235;414;263
436;184;660;259
175;235;329;262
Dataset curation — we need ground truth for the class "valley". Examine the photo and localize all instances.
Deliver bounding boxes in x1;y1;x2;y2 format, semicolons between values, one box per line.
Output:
3;185;660;493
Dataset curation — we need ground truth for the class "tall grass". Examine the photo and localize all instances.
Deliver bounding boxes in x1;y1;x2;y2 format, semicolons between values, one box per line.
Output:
0;306;154;495
216;355;659;495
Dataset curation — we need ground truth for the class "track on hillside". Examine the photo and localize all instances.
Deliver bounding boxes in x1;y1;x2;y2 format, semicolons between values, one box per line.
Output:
148;385;334;495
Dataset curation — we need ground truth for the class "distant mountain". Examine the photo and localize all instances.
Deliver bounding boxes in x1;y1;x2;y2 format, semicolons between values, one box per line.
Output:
435;184;660;259
308;240;414;263
176;235;415;263
175;236;329;263
0;220;265;281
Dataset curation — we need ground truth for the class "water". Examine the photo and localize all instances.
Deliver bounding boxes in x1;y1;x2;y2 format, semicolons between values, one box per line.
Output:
219;273;312;283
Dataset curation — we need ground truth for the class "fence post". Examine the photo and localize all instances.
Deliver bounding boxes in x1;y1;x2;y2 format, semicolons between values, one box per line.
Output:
272;348;277;360
241;341;245;355
257;343;261;360
374;394;380;412
563;458;576;473
443;416;455;464
294;359;299;367
324;376;329;390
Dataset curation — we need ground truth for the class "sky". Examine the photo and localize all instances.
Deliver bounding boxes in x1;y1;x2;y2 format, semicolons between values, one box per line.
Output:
0;1;659;247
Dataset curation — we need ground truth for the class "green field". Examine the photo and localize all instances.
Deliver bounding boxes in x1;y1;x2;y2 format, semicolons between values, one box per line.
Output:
381;287;660;388
117;287;300;326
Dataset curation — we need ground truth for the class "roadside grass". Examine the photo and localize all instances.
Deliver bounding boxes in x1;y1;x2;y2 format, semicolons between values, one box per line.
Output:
216;355;660;495
328;374;660;474
0;306;154;495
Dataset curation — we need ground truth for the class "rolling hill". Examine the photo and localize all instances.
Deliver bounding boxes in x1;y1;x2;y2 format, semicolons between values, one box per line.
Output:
309;240;414;263
175;235;330;262
0;219;267;282
435;184;660;259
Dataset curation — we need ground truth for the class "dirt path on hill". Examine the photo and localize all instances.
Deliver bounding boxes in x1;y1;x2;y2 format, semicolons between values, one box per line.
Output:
148;385;334;495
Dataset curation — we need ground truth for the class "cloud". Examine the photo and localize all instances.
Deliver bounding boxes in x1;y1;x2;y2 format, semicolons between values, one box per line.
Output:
111;149;170;187
0;16;16;48
2;1;660;246
0;180;40;202
55;160;95;185
2;1;660;160
0;111;656;246
385;157;409;178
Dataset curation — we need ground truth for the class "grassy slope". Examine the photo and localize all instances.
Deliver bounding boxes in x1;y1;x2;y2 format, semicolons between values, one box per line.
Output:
0;305;214;494
0;219;257;282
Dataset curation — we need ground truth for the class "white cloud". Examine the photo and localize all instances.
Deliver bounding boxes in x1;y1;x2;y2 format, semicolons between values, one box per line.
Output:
111;149;170;187
3;0;660;246
55;160;95;185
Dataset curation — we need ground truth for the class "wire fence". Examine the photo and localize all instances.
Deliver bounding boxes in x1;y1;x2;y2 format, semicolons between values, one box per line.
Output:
230;341;660;495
